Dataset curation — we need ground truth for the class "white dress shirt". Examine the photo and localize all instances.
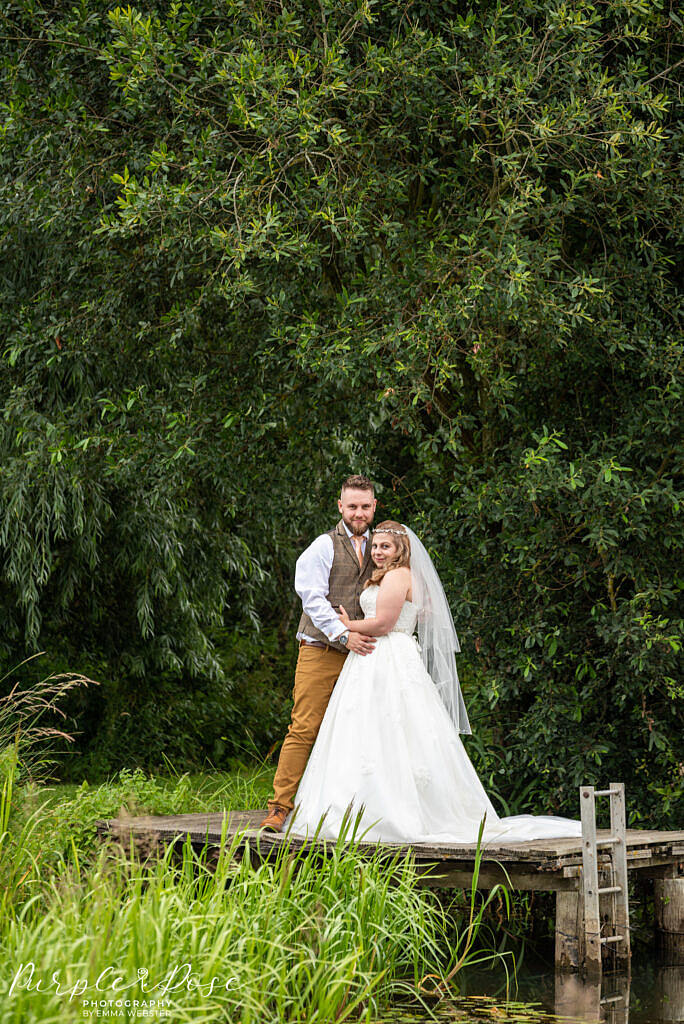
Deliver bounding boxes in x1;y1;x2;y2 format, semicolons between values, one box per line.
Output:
295;523;369;643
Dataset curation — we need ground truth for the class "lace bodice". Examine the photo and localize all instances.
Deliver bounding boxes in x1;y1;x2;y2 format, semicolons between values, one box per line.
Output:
359;584;418;635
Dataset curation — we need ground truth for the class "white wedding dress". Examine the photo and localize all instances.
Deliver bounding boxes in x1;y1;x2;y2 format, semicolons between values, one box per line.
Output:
284;585;582;846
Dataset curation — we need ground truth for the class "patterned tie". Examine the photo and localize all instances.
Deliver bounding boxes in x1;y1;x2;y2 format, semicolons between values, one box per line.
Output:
353;535;364;568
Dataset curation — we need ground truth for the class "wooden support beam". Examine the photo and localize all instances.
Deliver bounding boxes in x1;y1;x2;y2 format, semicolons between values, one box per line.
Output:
655;877;684;964
416;862;579;891
554;869;619;972
555;891;582;970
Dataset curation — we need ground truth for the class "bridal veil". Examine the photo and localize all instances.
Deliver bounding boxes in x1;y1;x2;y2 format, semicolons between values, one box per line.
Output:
403;525;472;735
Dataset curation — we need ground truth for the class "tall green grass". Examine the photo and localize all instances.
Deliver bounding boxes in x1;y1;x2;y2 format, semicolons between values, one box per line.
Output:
0;665;515;1022
2;811;458;1022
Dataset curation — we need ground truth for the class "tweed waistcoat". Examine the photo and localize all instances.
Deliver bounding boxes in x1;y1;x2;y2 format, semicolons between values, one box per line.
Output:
297;520;375;652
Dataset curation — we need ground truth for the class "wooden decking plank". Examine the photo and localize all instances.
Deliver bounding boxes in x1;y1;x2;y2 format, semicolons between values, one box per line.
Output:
96;811;684;875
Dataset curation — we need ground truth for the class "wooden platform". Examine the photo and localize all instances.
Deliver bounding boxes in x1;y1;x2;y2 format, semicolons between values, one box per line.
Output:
96;810;684;973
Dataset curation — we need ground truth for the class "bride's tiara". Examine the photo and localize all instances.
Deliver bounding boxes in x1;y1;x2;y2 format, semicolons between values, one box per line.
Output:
372;528;408;536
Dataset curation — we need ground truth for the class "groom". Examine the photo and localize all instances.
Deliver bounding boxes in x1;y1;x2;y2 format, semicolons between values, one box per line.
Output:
259;475;378;831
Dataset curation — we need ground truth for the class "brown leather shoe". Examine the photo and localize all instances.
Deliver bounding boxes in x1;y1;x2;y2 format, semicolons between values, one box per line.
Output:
258;806;289;832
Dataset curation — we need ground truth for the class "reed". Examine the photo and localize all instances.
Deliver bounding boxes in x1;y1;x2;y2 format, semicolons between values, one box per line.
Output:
0;659;98;923
417;814;515;1000
0;664;513;1022
2;810;462;1023
0;654;98;782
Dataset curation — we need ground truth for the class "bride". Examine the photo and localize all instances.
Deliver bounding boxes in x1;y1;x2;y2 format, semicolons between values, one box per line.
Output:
284;521;582;845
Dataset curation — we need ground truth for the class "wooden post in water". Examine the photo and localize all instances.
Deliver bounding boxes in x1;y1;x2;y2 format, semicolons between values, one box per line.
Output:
654;964;684;1023
555;972;630;1024
555;891;582;970
655;877;684;964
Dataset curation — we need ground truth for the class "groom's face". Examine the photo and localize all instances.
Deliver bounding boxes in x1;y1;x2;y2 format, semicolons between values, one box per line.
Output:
338;488;376;535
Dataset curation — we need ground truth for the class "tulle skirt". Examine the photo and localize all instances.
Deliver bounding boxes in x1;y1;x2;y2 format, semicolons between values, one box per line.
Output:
284;632;582;846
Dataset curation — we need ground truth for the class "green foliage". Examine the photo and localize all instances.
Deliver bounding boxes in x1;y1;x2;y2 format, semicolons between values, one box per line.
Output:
0;1;681;824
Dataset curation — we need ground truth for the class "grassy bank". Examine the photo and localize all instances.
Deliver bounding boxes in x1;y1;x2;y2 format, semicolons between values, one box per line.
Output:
0;668;514;1021
1;752;512;1023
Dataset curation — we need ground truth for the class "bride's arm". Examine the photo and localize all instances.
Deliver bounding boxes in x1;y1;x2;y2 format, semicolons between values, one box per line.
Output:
339;568;410;637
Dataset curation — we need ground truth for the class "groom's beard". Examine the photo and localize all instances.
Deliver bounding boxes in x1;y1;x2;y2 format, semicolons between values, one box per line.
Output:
342;517;372;536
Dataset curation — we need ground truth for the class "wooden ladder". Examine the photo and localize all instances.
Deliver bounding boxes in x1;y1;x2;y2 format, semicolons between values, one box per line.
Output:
580;782;631;973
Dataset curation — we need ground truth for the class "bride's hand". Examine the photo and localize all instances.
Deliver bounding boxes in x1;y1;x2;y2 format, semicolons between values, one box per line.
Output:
338;605;351;627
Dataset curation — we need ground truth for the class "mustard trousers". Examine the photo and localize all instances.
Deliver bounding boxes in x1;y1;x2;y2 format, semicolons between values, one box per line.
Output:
268;643;347;813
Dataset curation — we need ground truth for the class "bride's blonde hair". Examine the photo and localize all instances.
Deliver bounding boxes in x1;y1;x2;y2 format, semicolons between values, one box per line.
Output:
364;521;411;589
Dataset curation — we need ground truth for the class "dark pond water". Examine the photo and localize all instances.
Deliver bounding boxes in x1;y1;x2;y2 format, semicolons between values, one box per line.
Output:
386;944;682;1024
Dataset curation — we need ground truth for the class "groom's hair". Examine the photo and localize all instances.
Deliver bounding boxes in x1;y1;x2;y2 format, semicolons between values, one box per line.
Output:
341;474;374;494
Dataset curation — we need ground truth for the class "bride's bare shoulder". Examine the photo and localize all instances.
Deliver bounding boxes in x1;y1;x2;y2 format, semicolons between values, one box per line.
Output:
379;566;412;595
380;566;410;581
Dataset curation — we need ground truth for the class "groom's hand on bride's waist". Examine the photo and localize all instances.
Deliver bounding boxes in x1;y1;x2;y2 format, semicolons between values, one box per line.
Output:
346;632;376;655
